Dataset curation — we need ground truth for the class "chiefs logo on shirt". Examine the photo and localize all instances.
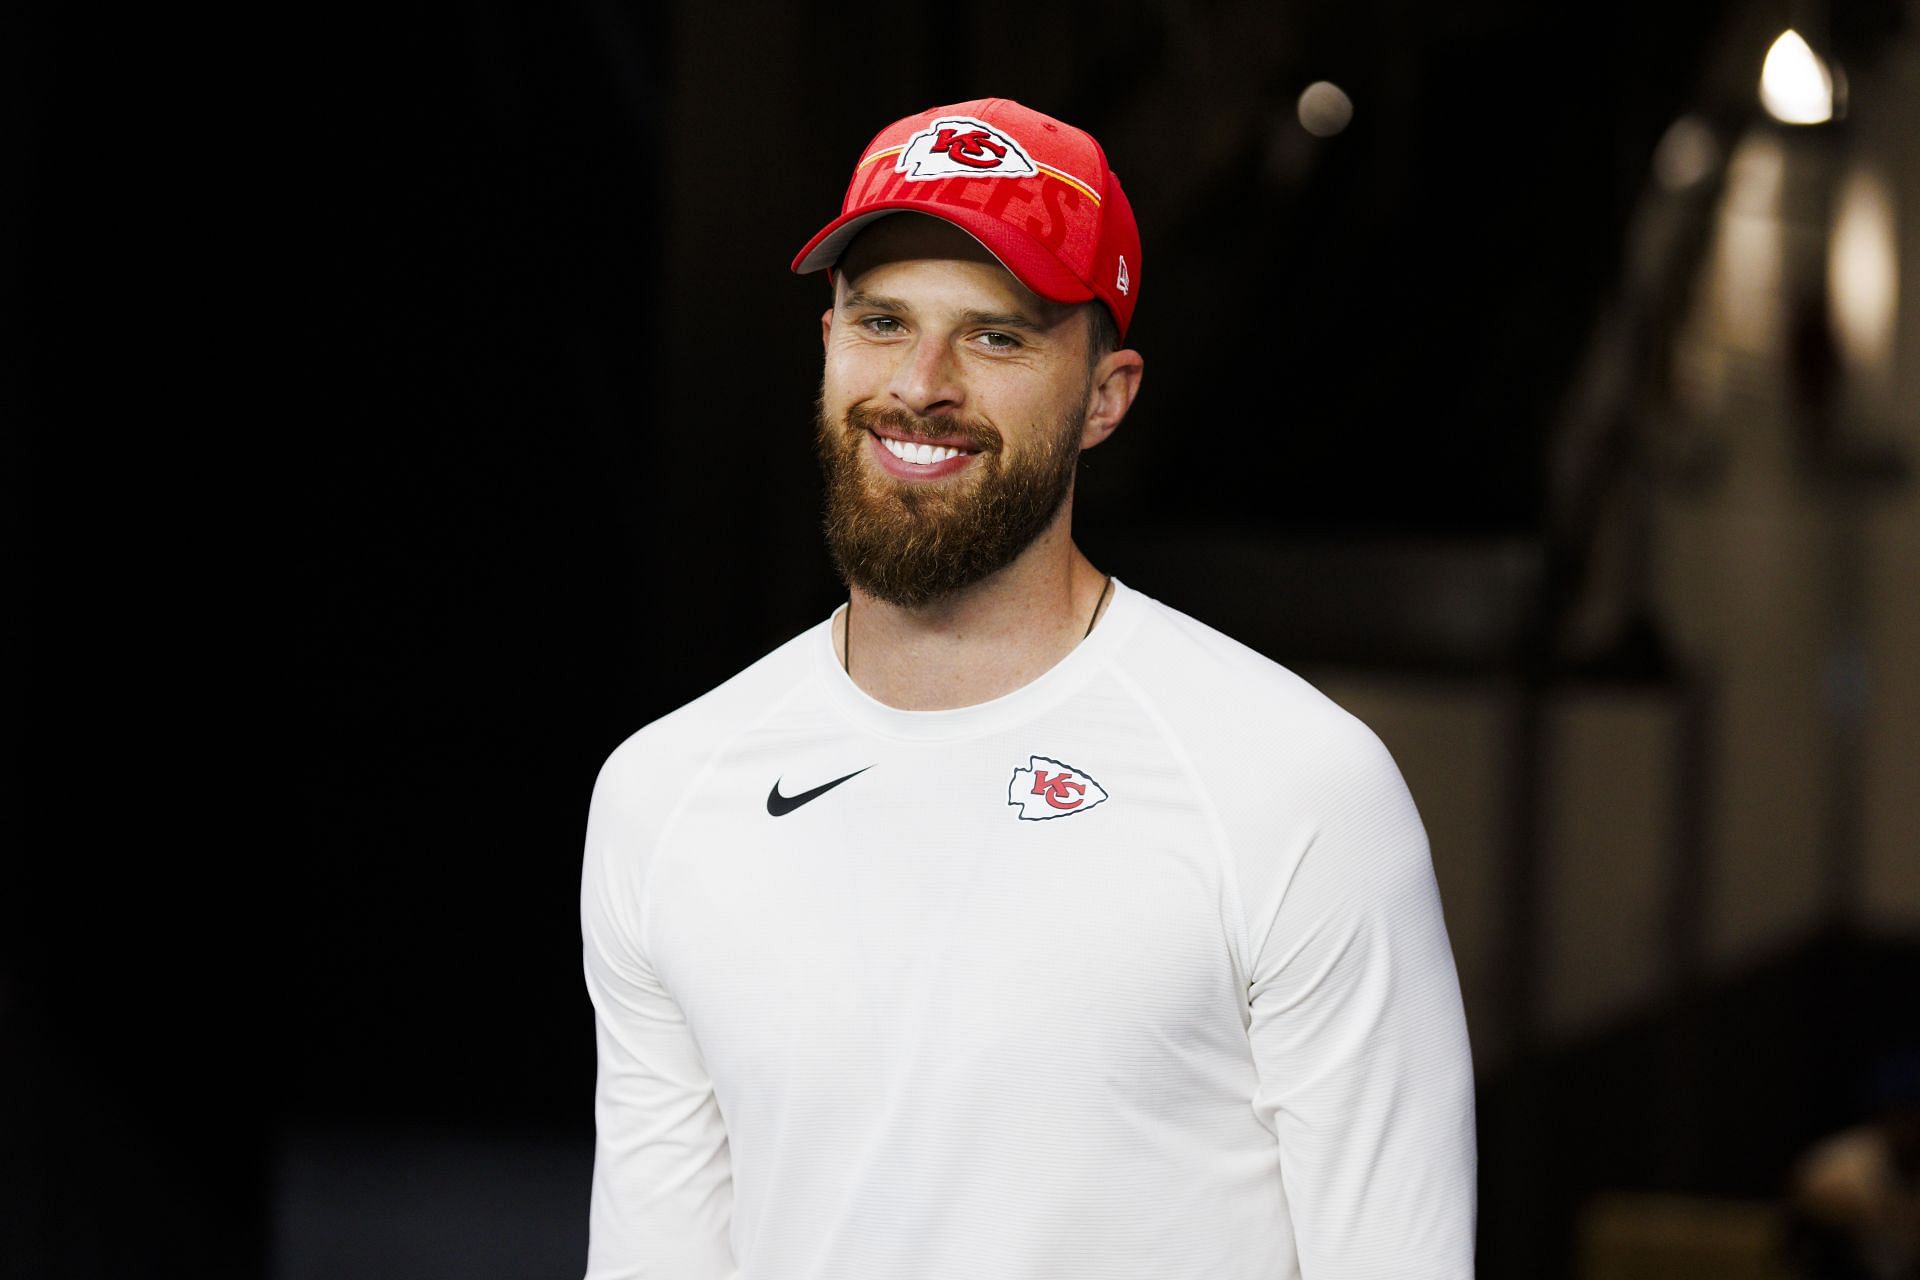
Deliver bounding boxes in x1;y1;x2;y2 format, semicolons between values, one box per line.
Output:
1007;755;1109;821
895;116;1037;181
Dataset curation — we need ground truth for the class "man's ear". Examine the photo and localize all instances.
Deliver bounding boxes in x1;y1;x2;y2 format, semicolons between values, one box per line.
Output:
821;308;833;349
1079;350;1144;451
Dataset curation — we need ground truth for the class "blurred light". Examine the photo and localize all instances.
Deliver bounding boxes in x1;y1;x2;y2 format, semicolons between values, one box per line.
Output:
1297;81;1353;138
1713;133;1787;354
1653;115;1720;191
1760;30;1833;125
1827;167;1898;373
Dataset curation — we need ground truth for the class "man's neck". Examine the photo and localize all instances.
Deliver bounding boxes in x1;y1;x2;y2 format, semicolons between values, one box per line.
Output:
836;521;1114;712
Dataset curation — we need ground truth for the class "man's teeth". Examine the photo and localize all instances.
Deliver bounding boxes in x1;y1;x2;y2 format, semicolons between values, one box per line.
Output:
880;436;970;465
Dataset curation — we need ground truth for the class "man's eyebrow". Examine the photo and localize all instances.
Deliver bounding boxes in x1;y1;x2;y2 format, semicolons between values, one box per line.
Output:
956;308;1044;333
840;291;910;313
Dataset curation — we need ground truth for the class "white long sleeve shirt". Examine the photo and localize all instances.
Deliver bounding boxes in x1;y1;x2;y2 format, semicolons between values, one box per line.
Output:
581;578;1477;1279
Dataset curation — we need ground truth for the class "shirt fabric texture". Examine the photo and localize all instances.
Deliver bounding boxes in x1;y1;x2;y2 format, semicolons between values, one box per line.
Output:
580;578;1478;1279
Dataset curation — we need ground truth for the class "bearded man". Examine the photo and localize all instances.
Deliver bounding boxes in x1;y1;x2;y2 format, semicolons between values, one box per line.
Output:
580;99;1478;1280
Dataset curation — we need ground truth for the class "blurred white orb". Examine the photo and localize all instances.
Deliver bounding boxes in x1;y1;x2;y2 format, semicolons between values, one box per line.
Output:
1297;81;1354;138
1653;115;1719;191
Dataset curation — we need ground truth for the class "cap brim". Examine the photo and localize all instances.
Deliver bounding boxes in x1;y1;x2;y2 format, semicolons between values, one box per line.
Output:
790;203;1095;306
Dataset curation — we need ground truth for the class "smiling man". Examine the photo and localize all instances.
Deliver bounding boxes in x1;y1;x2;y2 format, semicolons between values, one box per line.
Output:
580;99;1478;1280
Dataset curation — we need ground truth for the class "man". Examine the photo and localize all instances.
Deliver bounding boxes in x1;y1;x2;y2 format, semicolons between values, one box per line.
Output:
580;98;1477;1279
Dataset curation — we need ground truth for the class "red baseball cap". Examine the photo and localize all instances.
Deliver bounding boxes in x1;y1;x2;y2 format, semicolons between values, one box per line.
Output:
791;98;1141;340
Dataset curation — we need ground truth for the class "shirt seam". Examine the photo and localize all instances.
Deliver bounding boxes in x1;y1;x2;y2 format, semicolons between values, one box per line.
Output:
1105;660;1255;1006
637;670;820;961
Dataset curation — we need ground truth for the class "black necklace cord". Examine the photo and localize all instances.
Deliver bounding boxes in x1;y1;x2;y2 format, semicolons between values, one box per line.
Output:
843;575;1113;677
1084;574;1113;639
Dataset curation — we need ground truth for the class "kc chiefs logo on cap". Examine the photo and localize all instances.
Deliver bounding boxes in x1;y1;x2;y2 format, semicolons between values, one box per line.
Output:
894;116;1037;181
1007;755;1110;821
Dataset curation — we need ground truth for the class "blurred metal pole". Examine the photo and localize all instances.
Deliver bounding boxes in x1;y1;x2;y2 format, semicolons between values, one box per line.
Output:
1657;669;1714;1190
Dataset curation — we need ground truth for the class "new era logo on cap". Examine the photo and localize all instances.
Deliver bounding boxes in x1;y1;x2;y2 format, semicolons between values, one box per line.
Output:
790;98;1142;340
896;117;1037;180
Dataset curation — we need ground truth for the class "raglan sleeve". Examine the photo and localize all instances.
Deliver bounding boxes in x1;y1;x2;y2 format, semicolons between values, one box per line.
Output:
579;743;738;1280
1244;723;1478;1278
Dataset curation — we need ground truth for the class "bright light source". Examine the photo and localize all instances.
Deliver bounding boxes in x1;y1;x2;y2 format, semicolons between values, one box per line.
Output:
1297;81;1353;137
1653;115;1719;191
1827;167;1898;373
1760;29;1833;125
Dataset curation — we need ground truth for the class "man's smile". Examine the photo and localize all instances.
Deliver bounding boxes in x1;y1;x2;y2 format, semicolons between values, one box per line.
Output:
865;427;981;480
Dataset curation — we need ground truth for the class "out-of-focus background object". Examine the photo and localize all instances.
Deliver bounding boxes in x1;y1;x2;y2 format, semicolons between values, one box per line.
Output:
12;0;1918;1276
1578;1193;1793;1280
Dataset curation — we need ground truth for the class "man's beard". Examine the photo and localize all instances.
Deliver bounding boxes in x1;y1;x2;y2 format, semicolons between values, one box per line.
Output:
813;396;1084;609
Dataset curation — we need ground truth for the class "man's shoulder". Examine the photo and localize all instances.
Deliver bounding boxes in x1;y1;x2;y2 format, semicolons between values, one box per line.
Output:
582;625;823;909
1111;586;1421;874
1116;586;1387;765
595;621;823;796
1109;586;1411;833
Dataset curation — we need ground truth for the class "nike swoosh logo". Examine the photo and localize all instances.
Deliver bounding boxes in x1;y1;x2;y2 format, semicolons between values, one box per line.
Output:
767;766;873;817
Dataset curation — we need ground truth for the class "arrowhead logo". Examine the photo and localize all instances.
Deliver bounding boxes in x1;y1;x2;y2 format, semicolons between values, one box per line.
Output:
1006;755;1109;821
894;116;1037;181
1116;255;1130;296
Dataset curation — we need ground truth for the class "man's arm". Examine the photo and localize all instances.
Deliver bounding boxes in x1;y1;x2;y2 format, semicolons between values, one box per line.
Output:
1245;728;1478;1277
580;751;737;1280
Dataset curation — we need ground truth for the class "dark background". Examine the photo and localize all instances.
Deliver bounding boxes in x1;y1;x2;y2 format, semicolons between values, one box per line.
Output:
12;0;1916;1276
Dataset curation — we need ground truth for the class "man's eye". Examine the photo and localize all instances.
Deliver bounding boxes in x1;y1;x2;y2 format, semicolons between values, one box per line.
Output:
977;331;1019;350
861;316;903;336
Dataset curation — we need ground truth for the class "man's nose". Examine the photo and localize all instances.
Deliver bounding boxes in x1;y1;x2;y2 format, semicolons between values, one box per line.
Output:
887;336;964;417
